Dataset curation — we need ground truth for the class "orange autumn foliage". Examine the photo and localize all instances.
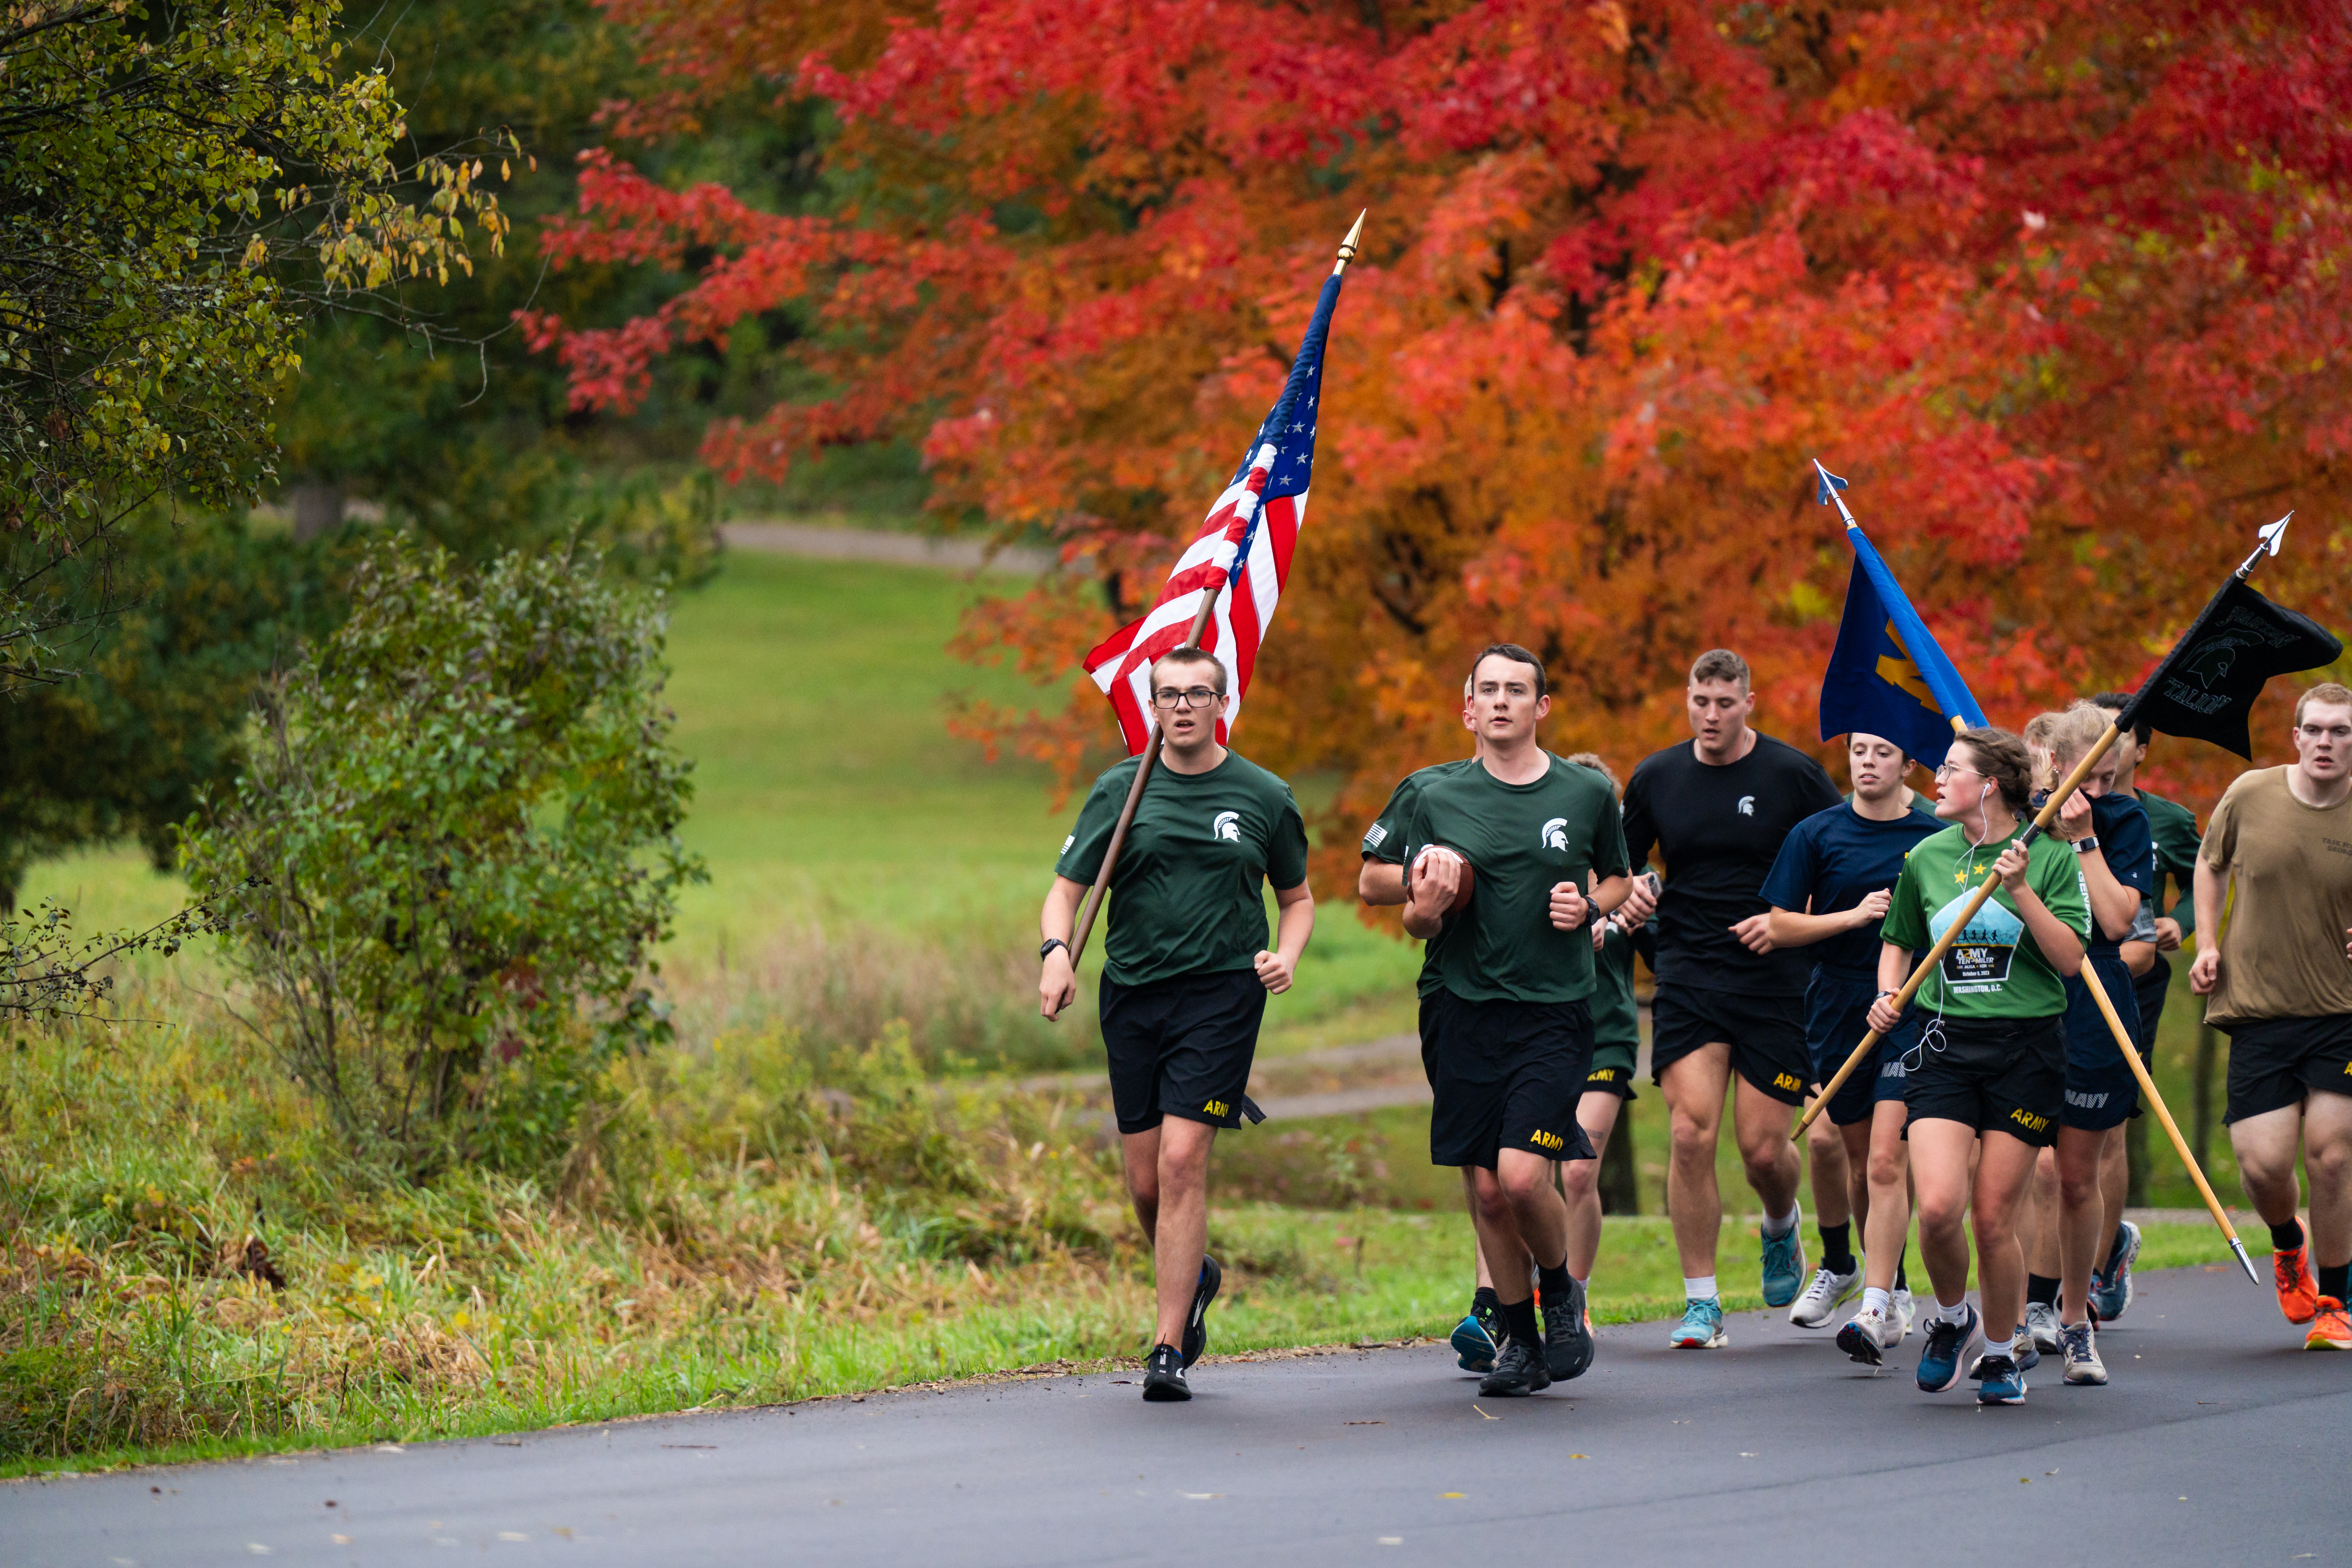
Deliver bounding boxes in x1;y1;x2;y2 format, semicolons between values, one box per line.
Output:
531;0;2352;902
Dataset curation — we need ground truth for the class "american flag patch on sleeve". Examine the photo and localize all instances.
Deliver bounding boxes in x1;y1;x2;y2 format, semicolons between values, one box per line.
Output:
1362;823;1387;850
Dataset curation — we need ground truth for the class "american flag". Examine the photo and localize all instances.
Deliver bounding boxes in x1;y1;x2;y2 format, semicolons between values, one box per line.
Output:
1083;269;1344;754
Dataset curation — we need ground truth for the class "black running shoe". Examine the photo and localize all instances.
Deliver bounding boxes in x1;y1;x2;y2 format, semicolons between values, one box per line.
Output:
1181;1255;1222;1368
1141;1343;1191;1402
1477;1338;1552;1398
1543;1277;1595;1381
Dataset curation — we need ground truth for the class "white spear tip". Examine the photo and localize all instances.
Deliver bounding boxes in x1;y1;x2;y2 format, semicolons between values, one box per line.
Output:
2258;511;2293;556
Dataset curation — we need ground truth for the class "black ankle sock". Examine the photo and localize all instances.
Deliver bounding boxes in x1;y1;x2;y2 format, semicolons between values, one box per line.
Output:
1472;1285;1500;1314
1536;1262;1574;1308
1895;1247;1908;1290
1818;1221;1854;1275
1501;1296;1541;1346
2321;1264;2350;1304
2026;1273;2060;1308
2271;1218;2306;1254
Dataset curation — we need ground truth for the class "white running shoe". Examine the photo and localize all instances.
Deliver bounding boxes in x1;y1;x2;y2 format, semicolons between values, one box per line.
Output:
1835;1303;1890;1365
1887;1287;1916;1348
2025;1299;2062;1354
1788;1264;1863;1328
2059;1319;2107;1385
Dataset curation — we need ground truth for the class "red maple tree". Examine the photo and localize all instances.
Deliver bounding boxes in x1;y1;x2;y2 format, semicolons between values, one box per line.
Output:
527;0;2352;896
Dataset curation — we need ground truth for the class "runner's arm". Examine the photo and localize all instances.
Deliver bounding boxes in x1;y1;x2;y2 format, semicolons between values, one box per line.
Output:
1255;879;1315;993
1866;941;1913;1032
2071;842;2140;942
1359;861;1407;905
2190;857;2225;993
1038;875;1086;1021
1766;892;1890;950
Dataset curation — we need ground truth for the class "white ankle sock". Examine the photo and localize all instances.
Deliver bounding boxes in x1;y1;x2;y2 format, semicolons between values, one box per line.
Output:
1861;1286;1891;1316
1683;1275;1718;1302
1935;1298;1971;1327
1762;1207;1799;1237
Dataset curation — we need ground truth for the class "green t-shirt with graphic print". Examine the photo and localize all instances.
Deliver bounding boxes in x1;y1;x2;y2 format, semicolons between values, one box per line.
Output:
1404;754;1632;1006
1056;751;1310;989
1879;823;2091;1020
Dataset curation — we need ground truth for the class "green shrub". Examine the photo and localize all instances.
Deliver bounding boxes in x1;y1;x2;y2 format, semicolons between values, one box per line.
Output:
181;537;704;1175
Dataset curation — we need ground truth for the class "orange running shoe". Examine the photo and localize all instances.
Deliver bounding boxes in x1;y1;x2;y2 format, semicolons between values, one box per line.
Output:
2275;1242;2320;1325
2305;1297;2351;1351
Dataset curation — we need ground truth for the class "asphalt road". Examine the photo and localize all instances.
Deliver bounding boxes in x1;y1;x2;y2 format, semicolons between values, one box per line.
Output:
7;1266;2341;1567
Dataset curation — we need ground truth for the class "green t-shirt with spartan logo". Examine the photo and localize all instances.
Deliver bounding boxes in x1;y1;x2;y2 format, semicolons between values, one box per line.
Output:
1405;755;1632;1005
1879;824;2091;1019
1056;751;1310;989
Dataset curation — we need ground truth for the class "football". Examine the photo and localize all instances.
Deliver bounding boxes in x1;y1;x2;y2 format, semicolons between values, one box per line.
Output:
1410;844;1476;914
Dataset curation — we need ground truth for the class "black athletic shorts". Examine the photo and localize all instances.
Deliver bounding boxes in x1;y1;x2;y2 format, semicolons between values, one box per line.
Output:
1650;982;1811;1106
2222;1014;2352;1125
2059;953;2142;1131
1421;990;1595;1170
1901;1013;2065;1147
1098;969;1266;1135
1805;968;1918;1127
1584;1039;1639;1101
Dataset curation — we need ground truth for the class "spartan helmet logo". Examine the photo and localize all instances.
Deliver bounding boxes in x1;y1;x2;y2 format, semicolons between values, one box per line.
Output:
2181;637;2242;691
1738;795;1756;816
1540;817;1569;852
1212;811;1242;842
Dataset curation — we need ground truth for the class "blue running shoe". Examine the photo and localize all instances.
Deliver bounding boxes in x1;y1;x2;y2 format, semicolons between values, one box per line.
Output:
1668;1296;1727;1349
1916;1303;1984;1393
1451;1307;1500;1373
2090;1219;2141;1322
1760;1204;1807;1309
1976;1350;2027;1405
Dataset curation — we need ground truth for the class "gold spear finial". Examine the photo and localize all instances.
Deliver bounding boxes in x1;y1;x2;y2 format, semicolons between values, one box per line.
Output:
1333;210;1368;276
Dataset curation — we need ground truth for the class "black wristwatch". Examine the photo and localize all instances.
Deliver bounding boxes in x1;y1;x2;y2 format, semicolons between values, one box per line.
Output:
1039;937;1070;962
2072;835;2101;856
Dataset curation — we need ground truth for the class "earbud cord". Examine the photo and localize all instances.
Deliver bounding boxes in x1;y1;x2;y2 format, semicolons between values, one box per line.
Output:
1908;779;1998;1072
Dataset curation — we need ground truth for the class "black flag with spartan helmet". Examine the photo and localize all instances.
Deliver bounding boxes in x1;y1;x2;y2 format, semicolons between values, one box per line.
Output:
2115;579;2343;759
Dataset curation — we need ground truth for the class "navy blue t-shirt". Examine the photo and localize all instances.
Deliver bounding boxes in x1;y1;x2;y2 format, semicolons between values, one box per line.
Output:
2084;790;2155;958
1759;796;1945;978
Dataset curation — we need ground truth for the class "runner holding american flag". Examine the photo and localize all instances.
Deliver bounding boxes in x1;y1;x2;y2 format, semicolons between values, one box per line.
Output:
1035;217;1361;1402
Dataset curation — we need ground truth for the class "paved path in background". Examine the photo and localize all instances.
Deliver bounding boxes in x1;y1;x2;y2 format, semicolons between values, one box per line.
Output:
9;1267;2337;1566
722;521;1057;574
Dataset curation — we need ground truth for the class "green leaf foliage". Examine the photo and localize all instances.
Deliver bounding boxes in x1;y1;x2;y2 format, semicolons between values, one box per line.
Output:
180;535;704;1175
0;0;509;688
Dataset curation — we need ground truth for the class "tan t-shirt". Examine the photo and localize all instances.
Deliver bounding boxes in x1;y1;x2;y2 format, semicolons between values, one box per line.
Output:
2200;767;2352;1026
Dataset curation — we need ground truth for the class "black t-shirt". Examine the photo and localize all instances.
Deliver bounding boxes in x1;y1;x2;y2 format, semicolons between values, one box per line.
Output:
1621;732;1843;996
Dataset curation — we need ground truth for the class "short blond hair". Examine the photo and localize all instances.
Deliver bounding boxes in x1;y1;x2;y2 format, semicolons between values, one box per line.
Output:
2295;681;2352;725
2046;700;2110;775
1563;750;1618;791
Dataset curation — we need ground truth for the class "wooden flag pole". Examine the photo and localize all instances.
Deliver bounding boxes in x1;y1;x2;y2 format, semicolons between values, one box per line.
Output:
1066;212;1366;966
2076;959;2260;1282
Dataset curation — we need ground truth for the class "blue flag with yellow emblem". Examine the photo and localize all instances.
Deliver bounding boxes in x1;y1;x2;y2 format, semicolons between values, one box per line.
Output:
1813;462;1986;765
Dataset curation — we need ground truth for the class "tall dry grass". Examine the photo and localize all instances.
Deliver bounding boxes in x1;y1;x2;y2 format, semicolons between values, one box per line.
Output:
656;917;1098;1075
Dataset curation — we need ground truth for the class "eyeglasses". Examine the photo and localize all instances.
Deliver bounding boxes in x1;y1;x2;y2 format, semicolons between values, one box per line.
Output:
1152;686;1224;709
1934;761;1981;781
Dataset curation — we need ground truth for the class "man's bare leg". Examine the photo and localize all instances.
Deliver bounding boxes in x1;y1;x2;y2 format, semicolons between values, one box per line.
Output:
1121;1118;1218;1351
1563;1091;1624;1281
1661;1043;1734;1283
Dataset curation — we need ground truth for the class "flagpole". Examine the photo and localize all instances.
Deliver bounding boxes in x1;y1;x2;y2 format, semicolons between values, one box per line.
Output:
1066;212;1367;966
2076;959;2260;1282
1796;515;2295;1139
